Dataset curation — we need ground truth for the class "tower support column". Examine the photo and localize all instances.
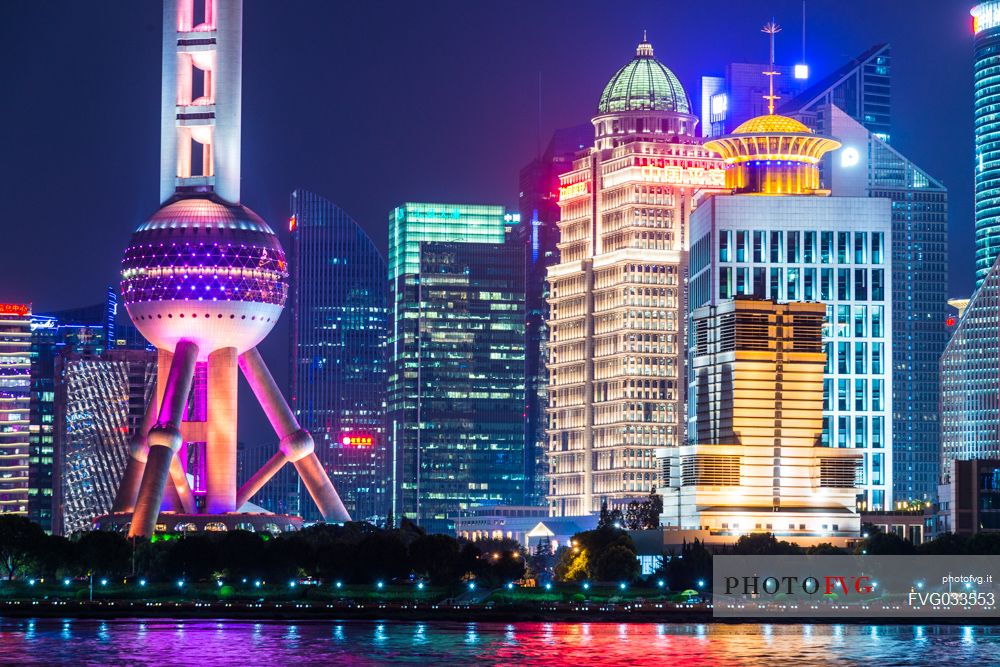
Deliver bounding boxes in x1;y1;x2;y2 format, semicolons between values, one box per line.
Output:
206;347;238;513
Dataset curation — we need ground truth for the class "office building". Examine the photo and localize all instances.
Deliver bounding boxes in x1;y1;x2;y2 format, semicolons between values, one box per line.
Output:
701;63;810;138
693;113;893;511
660;299;861;540
29;293;116;532
973;2;1000;284
711;43;946;505
388;203;525;531
289;189;387;522
55;349;156;535
546;36;725;517
788;105;948;504
516;124;592;507
0;304;32;517
937;459;1000;534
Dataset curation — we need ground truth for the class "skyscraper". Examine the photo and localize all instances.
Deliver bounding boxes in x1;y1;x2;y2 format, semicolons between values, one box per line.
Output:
973;2;1000;285
661;298;861;541
546;37;725;517
29;294;116;532
388;203;525;532
781;44;892;142
702;44;891;142
0;304;32;517
939;2;1000;490
693;112;893;511
791;105;948;504
516;124;591;506
289;189;388;523
55;349;156;535
711;43;947;504
701;63;810;138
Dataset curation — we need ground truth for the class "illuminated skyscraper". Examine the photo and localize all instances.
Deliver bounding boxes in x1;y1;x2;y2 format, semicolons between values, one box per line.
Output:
973;2;1000;284
661;299;861;540
55;349;156;535
289;189;387;523
693;85;893;509
937;2;1000;495
702;44;891;142
29;294;116;533
0;304;32;517
388;203;525;531
546;37;725;517
516;124;591;506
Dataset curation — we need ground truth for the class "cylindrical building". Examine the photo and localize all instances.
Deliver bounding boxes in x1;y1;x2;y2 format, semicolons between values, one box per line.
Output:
972;1;1000;285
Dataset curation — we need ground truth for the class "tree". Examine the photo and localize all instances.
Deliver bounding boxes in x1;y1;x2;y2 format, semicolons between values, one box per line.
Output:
594;544;640;582
554;526;639;583
409;534;461;584
665;539;712;591
917;532;967;555
74;531;131;577
856;529;915;555
966;531;1000;555
0;515;46;580
597;502;624;529
732;533;802;556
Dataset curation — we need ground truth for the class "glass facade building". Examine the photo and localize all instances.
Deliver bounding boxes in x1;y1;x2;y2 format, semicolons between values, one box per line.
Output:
29;291;119;532
940;260;1000;476
288;189;387;523
691;192;893;511
790;105;948;504
516;124;592;506
973;2;1000;285
0;305;32;517
388;203;525;532
55;349;155;535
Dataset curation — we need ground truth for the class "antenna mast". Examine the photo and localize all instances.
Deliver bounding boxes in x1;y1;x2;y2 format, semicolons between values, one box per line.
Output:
762;20;782;115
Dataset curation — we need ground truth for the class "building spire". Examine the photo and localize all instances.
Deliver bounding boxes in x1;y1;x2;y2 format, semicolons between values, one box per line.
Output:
762;20;782;115
636;31;654;58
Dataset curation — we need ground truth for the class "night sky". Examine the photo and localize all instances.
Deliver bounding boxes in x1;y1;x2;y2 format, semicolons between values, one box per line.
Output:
0;0;976;439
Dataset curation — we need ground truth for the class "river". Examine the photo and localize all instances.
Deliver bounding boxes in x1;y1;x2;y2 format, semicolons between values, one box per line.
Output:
1;619;998;665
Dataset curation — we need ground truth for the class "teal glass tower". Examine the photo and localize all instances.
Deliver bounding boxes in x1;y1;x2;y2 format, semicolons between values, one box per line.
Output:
387;203;525;532
973;2;1000;285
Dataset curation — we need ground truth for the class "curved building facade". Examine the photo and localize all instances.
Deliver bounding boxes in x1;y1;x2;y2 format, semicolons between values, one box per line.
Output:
289;190;388;523
973;2;1000;285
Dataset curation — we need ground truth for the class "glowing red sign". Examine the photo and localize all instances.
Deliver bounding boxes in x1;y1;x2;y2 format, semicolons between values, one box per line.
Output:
946;316;956;327
0;304;29;317
289;215;297;232
340;434;374;447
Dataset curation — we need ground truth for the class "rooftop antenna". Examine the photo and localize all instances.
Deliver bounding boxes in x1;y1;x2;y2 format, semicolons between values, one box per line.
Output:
801;1;806;64
762;19;782;115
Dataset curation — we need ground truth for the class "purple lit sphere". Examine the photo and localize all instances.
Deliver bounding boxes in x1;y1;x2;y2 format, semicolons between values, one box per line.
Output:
121;197;287;358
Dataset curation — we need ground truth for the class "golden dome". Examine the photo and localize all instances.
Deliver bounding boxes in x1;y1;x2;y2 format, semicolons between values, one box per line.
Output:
732;114;812;135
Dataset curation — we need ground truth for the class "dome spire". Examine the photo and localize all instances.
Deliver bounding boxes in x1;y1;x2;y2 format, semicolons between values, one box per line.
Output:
762;20;782;115
637;31;654;58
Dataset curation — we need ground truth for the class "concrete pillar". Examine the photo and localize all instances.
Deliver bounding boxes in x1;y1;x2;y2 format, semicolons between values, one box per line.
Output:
206;347;238;513
130;340;199;538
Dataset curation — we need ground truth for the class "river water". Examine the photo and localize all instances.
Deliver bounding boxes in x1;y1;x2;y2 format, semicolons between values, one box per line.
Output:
0;619;998;665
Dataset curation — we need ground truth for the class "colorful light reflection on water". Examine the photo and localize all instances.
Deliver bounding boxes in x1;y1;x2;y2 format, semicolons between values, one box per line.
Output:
0;620;998;666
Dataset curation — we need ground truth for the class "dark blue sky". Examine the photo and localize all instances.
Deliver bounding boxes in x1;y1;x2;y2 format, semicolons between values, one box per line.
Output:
0;0;976;438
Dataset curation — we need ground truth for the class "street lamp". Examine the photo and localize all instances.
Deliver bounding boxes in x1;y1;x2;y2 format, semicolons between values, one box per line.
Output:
582;582;590;591
619;582;627;591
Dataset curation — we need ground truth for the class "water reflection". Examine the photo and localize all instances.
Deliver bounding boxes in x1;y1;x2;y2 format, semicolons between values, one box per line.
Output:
0;620;997;666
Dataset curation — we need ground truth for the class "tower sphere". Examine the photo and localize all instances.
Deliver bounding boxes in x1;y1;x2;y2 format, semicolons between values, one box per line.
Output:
121;196;287;359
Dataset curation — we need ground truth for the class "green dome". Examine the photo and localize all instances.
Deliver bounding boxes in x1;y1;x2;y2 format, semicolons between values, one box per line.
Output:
598;38;691;115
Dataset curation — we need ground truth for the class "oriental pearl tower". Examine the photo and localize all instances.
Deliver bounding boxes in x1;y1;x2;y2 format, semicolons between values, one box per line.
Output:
102;0;349;537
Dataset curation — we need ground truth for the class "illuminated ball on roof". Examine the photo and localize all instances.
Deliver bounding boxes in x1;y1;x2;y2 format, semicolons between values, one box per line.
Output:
121;196;287;358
